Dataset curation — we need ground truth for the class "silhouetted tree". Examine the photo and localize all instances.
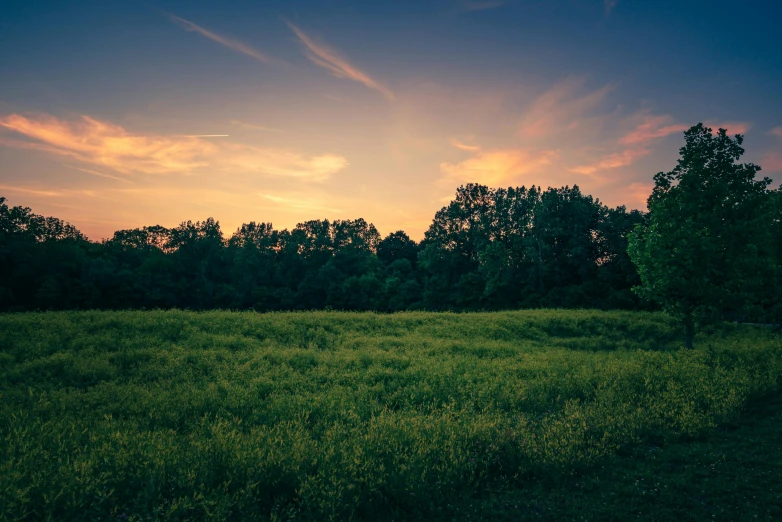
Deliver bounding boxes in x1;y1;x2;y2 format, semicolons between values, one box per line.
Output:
628;124;775;347
377;231;419;266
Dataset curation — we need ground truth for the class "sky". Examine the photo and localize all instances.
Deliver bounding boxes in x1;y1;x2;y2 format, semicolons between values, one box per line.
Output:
1;0;781;240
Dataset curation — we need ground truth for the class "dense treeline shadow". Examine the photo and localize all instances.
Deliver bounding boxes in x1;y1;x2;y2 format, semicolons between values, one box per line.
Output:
1;184;654;313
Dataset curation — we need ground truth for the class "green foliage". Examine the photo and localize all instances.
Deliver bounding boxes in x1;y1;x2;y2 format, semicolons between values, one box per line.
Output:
628;124;777;346
453;390;782;520
0;184;647;313
1;310;780;520
419;184;644;310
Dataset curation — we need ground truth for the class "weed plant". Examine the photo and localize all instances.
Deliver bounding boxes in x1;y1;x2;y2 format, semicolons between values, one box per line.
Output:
0;310;780;520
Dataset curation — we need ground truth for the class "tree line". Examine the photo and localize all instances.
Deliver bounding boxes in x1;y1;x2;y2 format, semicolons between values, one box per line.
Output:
1;124;779;330
0;184;647;312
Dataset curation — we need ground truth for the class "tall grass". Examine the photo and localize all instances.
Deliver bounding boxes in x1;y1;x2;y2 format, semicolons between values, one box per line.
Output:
0;310;780;520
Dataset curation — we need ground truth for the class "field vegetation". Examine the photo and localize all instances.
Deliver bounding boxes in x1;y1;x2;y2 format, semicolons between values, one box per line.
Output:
1;310;780;520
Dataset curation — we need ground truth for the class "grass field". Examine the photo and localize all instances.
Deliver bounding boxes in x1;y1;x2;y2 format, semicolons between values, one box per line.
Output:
0;310;780;520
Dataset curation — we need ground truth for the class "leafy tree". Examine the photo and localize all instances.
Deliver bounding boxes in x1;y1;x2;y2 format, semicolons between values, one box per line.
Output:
167;218;227;308
595;206;646;309
751;186;782;323
227;222;280;309
628;124;774;348
532;186;603;306
377;231;419;266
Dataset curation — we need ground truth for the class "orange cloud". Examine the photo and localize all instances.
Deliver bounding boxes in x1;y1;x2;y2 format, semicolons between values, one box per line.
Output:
440;148;558;186
519;78;613;138
0;113;349;181
167;13;272;64
620;115;688;145
285;20;395;101
0;113;216;174
569;148;649;176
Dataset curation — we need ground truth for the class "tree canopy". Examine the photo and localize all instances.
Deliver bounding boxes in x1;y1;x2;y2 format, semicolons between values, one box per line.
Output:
628;124;778;347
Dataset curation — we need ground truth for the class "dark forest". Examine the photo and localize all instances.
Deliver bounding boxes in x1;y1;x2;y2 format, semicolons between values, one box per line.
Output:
0;184;646;312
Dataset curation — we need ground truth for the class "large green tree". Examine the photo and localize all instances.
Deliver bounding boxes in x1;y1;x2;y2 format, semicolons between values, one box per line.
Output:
628;124;774;348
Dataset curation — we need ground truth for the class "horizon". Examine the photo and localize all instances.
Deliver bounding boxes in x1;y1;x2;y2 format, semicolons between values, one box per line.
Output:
1;0;781;241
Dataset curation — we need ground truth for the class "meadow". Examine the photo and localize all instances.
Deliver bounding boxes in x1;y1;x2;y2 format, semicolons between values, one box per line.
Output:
0;310;780;520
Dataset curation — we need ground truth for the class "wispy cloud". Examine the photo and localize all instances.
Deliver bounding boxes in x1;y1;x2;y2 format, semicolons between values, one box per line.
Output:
771;127;782;138
0;112;349;181
604;0;618;15
461;0;505;11
440;148;558;186
569;148;649;176
285;20;395;101
519;78;614;139
0;185;64;197
166;12;272;64
0;113;217;174
226;146;348;182
619;114;688;145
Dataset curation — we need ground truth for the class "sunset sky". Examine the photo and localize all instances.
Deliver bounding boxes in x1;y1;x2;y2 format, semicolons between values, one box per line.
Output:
1;0;781;240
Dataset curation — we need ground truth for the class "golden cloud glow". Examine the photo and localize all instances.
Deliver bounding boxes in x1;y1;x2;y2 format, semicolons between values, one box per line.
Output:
440;148;559;186
285;20;395;101
0;113;216;174
2;75;754;243
569;148;649;176
167;13;273;64
0;113;349;181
